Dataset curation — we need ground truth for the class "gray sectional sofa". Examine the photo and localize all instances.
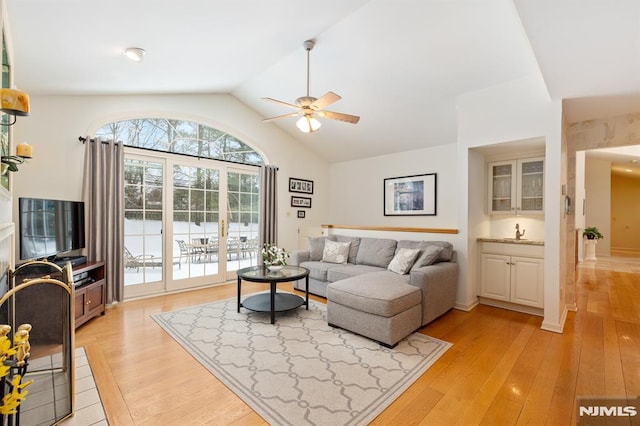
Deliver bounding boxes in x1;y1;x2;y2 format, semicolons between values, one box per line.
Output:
290;235;458;347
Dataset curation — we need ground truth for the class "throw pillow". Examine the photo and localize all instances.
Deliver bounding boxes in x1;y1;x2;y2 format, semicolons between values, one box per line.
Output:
308;236;335;261
322;240;351;264
388;248;421;275
411;245;443;271
334;235;361;264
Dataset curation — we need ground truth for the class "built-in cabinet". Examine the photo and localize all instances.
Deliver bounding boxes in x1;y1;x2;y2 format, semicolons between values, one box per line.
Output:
488;157;544;215
479;241;544;315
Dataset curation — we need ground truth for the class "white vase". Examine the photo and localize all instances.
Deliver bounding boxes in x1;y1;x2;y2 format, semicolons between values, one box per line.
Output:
267;265;284;272
584;239;597;261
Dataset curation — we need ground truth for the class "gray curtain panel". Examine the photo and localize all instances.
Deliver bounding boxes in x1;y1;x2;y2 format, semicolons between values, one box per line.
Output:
259;165;278;248
82;137;124;303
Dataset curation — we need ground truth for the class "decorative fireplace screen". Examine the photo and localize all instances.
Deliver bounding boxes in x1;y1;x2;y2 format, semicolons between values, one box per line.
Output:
1;260;75;425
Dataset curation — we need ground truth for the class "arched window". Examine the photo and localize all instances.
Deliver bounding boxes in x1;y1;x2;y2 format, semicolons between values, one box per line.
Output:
96;118;264;166
98;117;264;298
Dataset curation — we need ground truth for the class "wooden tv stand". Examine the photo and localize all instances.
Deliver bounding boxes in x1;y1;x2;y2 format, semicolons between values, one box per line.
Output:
72;261;106;328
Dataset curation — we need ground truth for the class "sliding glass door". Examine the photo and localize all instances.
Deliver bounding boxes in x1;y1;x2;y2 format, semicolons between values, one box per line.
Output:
168;162;224;290
123;152;260;298
226;169;260;273
123;157;165;297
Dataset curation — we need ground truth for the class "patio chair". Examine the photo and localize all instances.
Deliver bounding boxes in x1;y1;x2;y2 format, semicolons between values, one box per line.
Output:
125;247;160;272
206;237;219;261
176;240;193;264
227;236;240;260
242;237;259;259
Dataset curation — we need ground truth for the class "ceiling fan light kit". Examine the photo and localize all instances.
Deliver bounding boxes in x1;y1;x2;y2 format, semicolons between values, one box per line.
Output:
262;39;360;133
296;115;322;133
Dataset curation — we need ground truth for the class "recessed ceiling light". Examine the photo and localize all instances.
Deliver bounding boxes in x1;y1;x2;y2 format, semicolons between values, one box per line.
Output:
123;47;145;62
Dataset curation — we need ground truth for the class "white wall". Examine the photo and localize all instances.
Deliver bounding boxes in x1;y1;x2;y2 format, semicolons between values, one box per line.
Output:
457;73;565;332
329;143;458;228
584;156;611;256
10;94;332;255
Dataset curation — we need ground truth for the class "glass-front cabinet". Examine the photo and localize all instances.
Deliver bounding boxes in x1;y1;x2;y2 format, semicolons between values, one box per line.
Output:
488;157;544;215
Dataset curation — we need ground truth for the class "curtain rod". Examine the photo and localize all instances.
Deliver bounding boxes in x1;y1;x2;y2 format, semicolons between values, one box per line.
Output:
78;136;273;169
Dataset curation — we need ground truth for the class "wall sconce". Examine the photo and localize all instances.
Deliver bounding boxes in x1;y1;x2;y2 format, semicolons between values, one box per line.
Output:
1;142;32;175
0;88;30;126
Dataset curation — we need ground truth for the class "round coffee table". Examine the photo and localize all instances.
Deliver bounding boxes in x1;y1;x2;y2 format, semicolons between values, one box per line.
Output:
237;265;310;324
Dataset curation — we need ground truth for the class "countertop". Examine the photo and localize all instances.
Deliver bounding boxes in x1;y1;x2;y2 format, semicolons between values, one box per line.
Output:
477;237;544;246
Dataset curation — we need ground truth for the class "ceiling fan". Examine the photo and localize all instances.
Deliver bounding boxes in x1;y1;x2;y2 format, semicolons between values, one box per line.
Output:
262;40;360;133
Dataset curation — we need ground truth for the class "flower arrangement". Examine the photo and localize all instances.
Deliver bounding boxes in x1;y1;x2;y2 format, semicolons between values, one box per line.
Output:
0;324;33;416
261;243;289;267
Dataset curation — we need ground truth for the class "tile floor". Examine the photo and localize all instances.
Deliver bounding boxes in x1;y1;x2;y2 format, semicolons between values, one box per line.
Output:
19;347;106;426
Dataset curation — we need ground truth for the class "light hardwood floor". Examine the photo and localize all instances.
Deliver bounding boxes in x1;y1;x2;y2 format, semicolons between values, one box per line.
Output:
75;257;640;425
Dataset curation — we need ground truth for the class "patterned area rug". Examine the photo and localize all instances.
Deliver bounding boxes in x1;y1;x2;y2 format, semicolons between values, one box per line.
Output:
153;295;451;425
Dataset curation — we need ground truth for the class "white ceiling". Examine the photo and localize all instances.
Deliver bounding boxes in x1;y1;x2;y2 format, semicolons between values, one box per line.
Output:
586;145;640;177
5;0;640;163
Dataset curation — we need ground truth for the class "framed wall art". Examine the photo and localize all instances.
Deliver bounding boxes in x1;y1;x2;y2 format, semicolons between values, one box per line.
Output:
383;173;437;216
289;177;314;194
291;196;312;208
297;210;306;218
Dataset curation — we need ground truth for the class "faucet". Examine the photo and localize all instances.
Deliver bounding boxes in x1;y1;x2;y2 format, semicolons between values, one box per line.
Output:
515;223;525;240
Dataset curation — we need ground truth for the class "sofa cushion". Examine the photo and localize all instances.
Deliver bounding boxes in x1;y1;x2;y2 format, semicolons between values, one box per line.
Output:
327;264;387;282
300;261;347;281
334;235;361;264
326;271;421;317
308;236;336;261
411;245;443;270
356;238;397;268
322;240;351;264
397;240;453;263
388;248;421;275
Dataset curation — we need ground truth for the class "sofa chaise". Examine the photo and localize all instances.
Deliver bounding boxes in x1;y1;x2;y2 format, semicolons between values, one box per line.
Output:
290;235;458;347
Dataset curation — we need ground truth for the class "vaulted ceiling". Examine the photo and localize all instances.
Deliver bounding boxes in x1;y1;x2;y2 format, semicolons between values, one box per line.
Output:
5;0;640;162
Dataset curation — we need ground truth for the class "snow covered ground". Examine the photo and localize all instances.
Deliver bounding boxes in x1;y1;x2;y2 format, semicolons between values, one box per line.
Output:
124;219;259;286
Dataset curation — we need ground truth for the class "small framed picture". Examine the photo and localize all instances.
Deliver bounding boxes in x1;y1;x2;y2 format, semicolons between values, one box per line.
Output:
297;210;305;218
384;173;437;216
291;196;312;208
289;177;314;194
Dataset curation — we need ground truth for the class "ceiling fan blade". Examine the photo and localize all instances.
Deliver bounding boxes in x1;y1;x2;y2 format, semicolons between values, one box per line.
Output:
262;112;300;123
310;92;341;110
318;110;360;124
262;97;299;109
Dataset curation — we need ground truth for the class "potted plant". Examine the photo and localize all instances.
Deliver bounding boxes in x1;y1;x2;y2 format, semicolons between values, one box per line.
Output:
583;226;602;261
583;227;603;240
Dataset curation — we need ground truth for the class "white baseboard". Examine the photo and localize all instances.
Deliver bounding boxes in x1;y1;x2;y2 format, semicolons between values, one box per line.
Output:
454;298;479;312
541;306;568;333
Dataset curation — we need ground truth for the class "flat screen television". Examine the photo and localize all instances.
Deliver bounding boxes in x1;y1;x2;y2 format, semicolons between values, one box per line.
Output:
19;197;86;260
